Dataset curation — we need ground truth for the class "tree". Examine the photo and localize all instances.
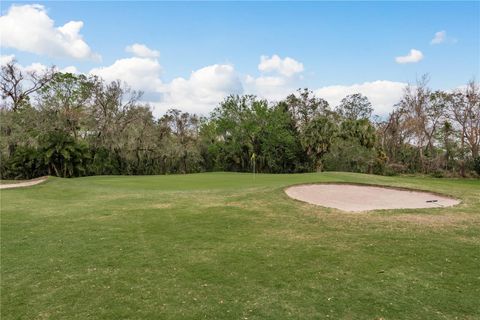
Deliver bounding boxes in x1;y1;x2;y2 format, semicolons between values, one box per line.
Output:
336;93;373;120
121;105;157;174
87;79;143;151
324;118;377;173
0;103;40;157
0;61;56;159
450;80;480;160
301;115;338;171
210;95;262;171
159;109;202;173
3;146;43;179
379;110;404;165
473;157;480;175
1;64;477;178
340;119;376;149
207;95;305;173
396;75;439;172
283;88;330;130
259;103;304;173
39;130;89;178
37;72;94;138
0;60;55;111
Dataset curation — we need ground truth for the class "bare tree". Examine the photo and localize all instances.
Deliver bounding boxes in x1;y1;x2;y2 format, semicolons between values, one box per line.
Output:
160;109;201;173
88;79;143;148
396;75;432;172
449;80;480;175
0;60;55;111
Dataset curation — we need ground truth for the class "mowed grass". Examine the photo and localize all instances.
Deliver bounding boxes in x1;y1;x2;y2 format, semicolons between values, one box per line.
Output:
1;172;479;320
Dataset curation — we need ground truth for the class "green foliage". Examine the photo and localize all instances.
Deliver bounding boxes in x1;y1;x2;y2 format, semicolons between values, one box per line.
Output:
323;118;379;173
1;63;479;178
284;88;330;129
39;131;90;178
89;147;122;175
339;119;376;148
301;115;338;171
258;103;305;172
324;140;376;173
209;95;306;173
473;157;480;175
2;146;44;179
336;93;373;120
38;72;93;137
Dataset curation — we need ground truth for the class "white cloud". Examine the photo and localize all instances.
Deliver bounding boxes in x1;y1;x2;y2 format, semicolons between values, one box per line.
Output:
23;62;49;74
60;66;79;74
243;54;305;101
244;75;295;101
0;54;76;75
3;51;303;116
395;49;424;64
0;4;99;60
158;64;243;115
0;54;15;65
315;80;407;116
430;30;456;45
90;57;163;92
88;51;241;116
258;54;304;77
1;52;408;119
125;43;160;58
157;55;303;115
25;62;78;75
430;31;446;45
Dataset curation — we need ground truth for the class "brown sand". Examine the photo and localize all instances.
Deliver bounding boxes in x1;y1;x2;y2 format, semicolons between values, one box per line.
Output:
285;184;460;212
0;177;47;190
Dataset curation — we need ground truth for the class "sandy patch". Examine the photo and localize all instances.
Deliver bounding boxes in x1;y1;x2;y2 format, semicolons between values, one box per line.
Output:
0;176;48;190
150;203;172;209
285;184;460;212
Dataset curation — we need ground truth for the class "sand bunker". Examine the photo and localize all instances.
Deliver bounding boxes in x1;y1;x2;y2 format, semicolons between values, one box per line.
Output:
285;184;460;212
0;177;47;190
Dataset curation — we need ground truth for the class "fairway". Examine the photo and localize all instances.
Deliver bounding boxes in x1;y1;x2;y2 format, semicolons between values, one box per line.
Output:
1;172;479;319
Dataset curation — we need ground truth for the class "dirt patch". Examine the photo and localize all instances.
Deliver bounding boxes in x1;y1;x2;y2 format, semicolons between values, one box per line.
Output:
150;203;173;209
285;184;460;212
0;176;48;190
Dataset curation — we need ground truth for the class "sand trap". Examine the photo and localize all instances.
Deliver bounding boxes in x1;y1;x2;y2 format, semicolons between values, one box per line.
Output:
0;177;47;190
285;184;460;212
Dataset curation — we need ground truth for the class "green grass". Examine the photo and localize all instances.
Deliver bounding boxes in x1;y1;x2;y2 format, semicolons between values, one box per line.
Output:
1;172;479;319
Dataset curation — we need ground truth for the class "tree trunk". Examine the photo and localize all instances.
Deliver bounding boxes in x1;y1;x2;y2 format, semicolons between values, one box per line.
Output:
52;164;60;177
460;135;466;177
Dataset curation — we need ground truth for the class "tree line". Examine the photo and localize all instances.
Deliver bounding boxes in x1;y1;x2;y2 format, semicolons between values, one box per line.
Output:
1;61;479;179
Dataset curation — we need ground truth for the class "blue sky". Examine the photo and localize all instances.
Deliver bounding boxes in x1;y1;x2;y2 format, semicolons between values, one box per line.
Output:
1;1;479;116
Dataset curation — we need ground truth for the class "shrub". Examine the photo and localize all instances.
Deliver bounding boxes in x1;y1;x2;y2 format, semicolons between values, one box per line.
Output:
3;146;45;179
39;131;90;177
473;157;480;175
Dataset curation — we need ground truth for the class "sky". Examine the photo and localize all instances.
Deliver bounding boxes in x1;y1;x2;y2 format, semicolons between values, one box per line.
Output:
0;1;479;117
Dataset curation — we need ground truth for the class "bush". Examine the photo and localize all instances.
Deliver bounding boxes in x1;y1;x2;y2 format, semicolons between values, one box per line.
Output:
473;157;480;176
89;147;121;175
39;131;90;177
323;140;376;173
2;146;45;179
385;163;407;176
430;170;446;178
